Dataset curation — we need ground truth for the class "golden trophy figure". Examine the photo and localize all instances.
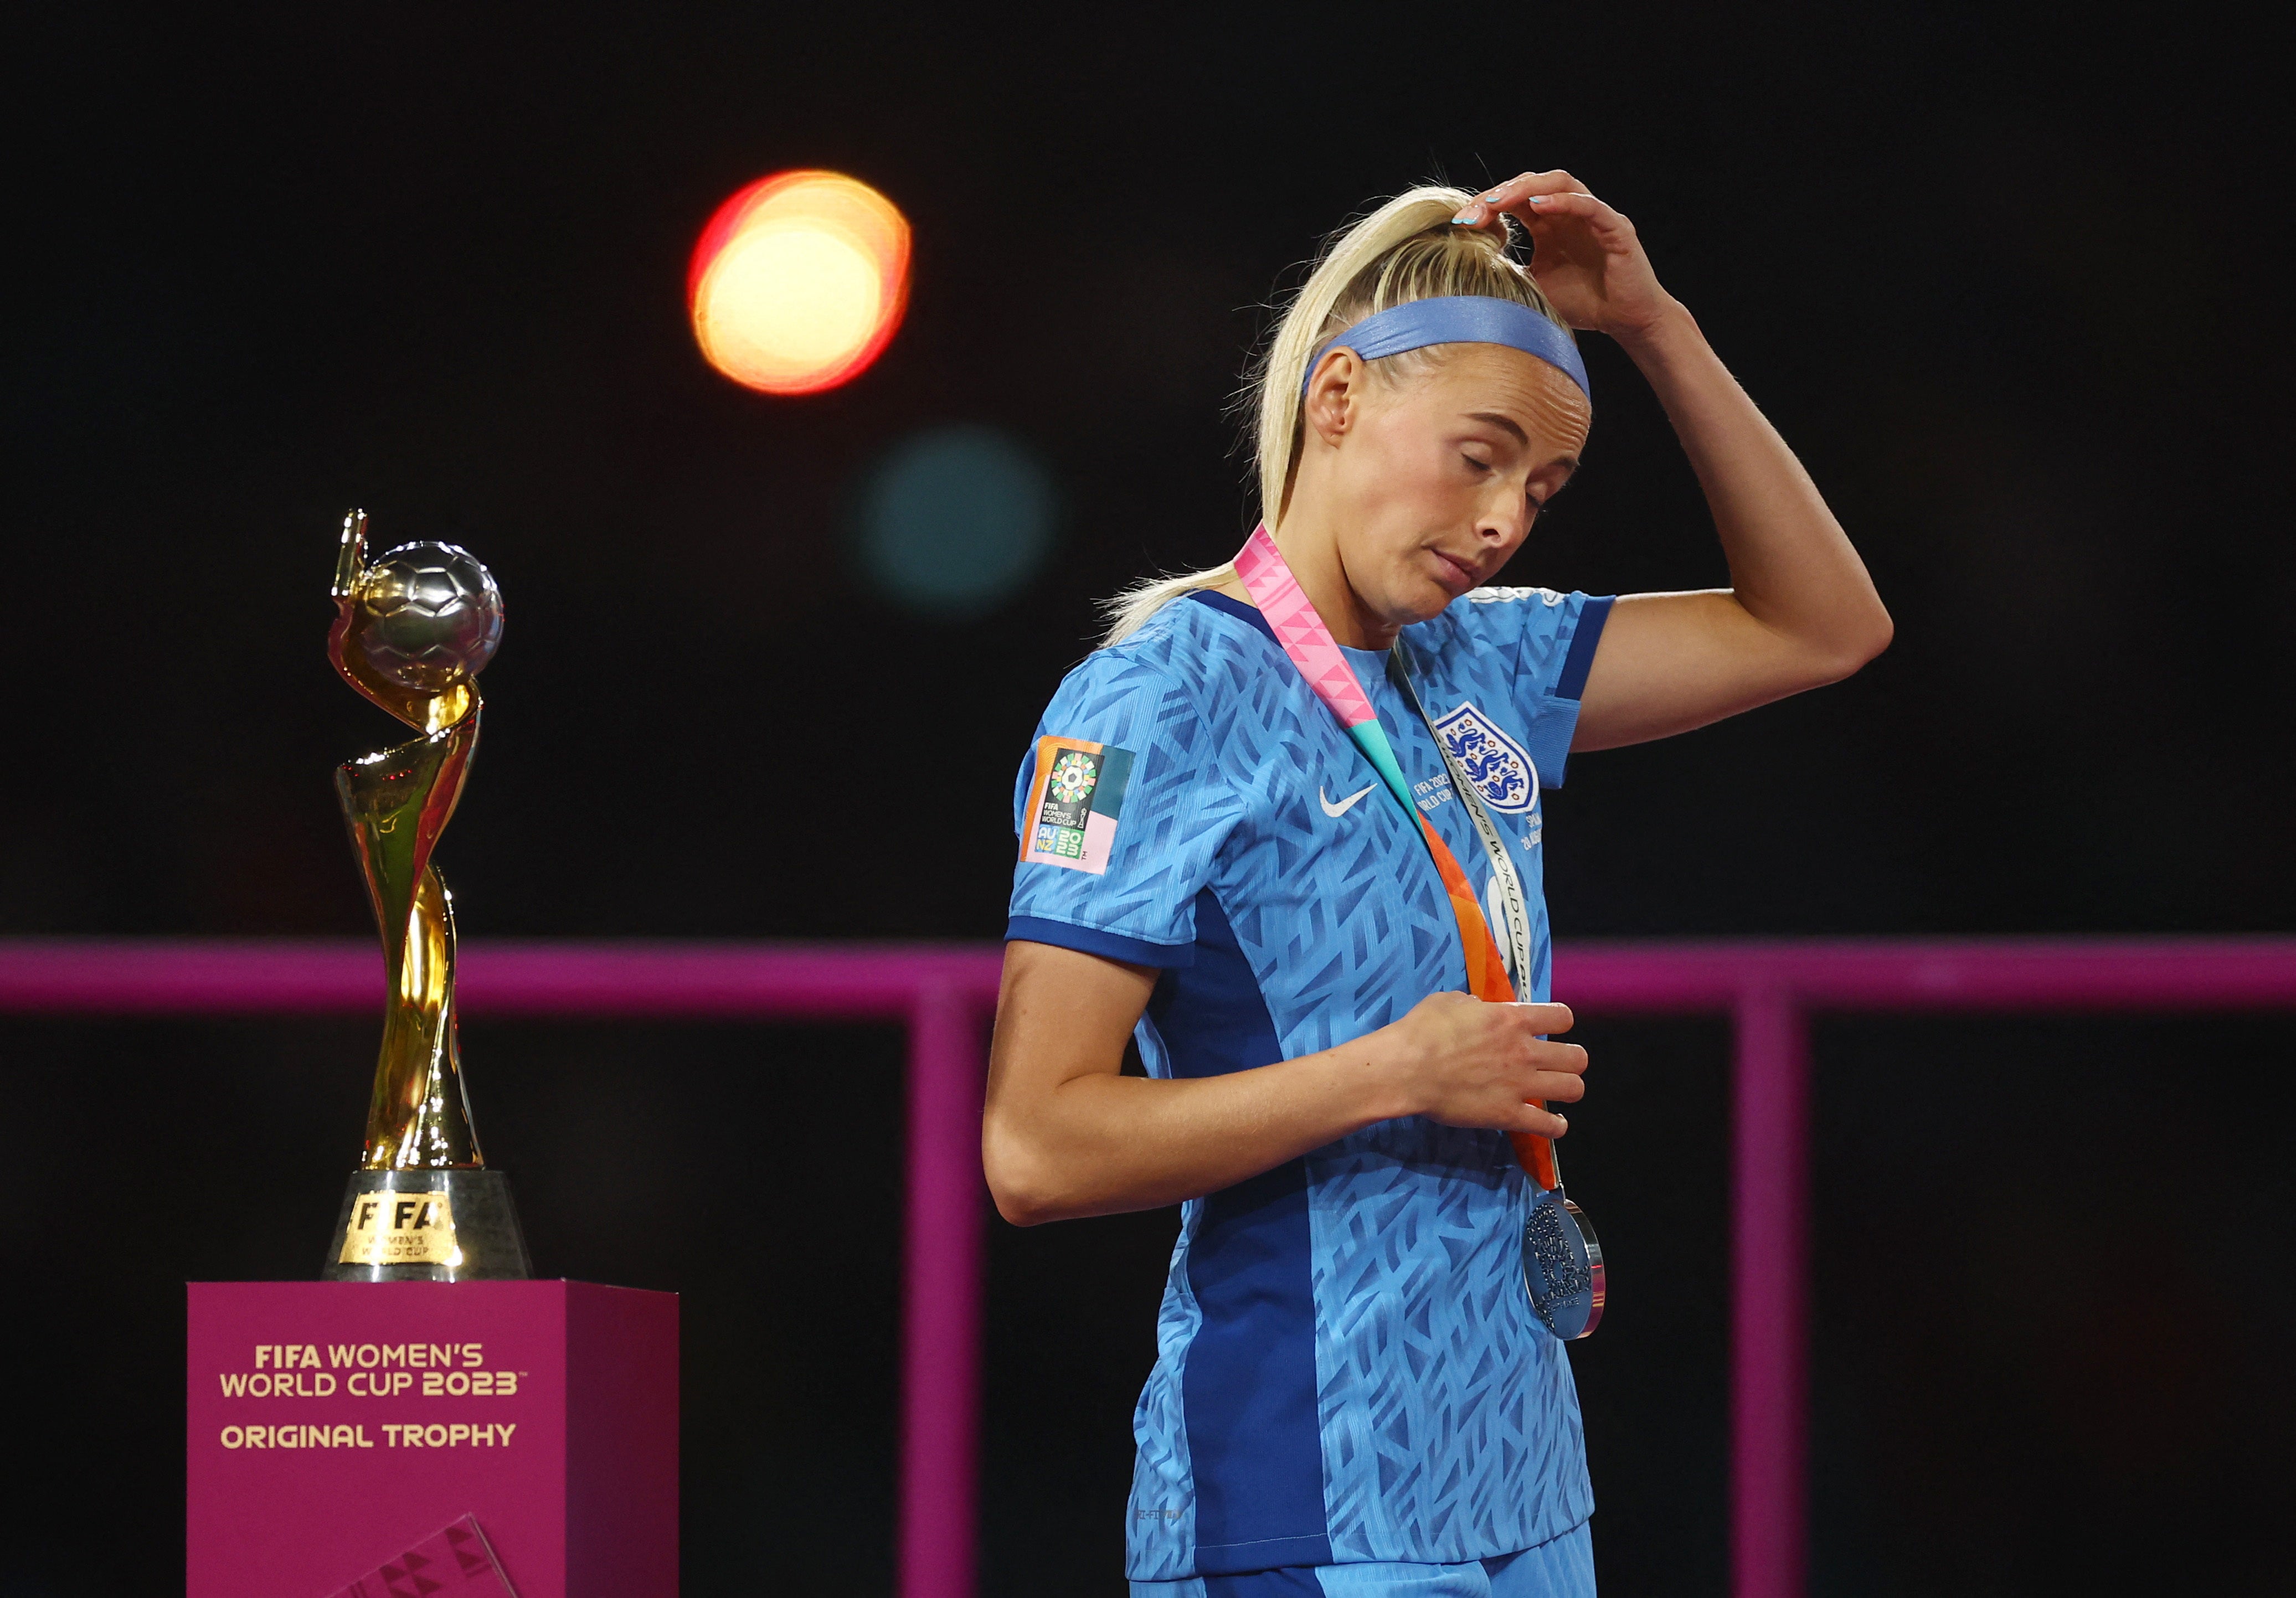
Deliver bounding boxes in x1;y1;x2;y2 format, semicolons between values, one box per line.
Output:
322;509;532;1281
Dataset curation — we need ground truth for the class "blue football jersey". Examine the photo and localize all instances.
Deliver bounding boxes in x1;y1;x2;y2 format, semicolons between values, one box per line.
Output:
1007;584;1613;1581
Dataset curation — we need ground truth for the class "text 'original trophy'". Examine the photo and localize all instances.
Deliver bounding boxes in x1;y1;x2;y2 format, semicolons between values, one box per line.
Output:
322;509;531;1281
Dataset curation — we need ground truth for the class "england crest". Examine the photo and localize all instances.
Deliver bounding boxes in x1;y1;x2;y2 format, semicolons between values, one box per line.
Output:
1432;700;1540;815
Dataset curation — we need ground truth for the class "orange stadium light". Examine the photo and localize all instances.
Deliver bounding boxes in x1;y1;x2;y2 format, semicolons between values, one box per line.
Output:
687;170;911;396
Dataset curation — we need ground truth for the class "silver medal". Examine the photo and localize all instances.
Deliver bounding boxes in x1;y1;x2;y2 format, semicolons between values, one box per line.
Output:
1522;1187;1605;1341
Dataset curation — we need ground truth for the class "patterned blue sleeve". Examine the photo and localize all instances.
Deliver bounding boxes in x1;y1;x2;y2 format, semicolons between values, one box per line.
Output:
1006;648;1231;969
1435;587;1613;787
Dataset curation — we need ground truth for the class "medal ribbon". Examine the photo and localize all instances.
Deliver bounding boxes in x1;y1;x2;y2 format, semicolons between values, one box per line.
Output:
1234;524;1561;1190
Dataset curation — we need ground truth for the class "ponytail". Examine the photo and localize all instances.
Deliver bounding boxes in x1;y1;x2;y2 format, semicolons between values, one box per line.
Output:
1100;183;1570;647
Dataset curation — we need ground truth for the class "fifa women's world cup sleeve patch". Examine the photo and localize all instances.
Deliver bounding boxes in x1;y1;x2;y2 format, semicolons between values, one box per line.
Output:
1019;735;1134;875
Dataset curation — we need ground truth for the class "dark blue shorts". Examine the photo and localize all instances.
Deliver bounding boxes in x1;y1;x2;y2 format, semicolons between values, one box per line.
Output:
1131;1521;1595;1598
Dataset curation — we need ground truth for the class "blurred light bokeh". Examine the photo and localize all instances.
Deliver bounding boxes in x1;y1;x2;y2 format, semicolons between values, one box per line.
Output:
688;171;910;395
856;424;1056;617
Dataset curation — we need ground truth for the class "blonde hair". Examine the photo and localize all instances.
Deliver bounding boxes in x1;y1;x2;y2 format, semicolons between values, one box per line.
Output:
1099;183;1572;647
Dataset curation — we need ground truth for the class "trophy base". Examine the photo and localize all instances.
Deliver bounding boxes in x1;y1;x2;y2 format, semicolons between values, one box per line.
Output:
322;1167;533;1282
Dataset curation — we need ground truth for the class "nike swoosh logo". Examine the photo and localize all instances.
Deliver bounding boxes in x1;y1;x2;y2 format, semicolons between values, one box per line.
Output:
1320;782;1379;818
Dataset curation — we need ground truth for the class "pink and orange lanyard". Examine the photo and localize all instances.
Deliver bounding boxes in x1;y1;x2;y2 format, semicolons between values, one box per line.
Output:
1235;524;1561;1191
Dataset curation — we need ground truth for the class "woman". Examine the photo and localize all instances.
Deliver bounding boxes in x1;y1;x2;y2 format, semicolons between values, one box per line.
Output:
985;171;1890;1597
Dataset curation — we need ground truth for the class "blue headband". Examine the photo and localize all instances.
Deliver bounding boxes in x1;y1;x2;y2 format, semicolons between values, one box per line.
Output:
1301;295;1589;402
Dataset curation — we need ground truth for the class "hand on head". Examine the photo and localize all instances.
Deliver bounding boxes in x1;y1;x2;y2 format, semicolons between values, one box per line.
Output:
1450;170;1679;341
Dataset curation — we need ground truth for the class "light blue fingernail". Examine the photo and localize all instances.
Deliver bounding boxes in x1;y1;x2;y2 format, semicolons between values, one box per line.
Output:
1449;210;1478;224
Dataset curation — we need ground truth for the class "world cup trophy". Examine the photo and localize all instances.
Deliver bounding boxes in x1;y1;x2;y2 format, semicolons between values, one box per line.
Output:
322;509;531;1281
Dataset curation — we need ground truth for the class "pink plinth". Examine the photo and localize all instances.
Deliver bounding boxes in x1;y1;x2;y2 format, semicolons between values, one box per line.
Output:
187;1280;677;1598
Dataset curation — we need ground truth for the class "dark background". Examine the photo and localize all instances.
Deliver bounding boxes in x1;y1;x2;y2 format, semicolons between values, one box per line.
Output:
3;4;2289;1595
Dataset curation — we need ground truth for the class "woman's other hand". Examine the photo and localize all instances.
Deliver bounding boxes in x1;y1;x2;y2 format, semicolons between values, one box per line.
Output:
985;944;1589;1225
1451;171;1677;341
1374;991;1587;1140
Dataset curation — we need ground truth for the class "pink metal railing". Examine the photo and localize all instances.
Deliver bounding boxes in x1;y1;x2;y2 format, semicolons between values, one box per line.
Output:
6;935;2294;1598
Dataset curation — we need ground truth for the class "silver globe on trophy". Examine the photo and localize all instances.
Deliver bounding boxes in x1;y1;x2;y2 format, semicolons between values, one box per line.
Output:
322;509;531;1281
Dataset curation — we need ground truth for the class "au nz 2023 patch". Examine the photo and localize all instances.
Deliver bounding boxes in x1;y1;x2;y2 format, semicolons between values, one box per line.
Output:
1020;736;1134;874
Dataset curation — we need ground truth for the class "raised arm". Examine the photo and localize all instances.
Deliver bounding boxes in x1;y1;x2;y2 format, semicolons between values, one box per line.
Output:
1453;172;1893;749
982;940;1587;1225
